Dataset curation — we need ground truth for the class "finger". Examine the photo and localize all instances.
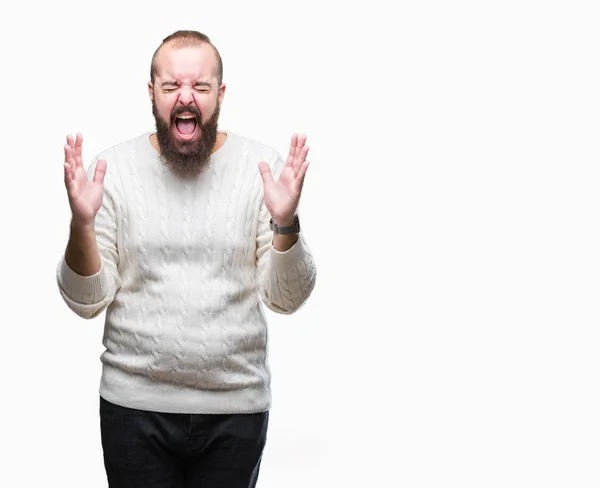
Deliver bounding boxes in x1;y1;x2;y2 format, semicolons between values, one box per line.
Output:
295;160;310;190
294;144;310;176
286;133;298;167
63;162;73;187
64;143;71;164
74;133;84;168
65;134;77;174
295;134;307;158
93;159;107;184
63;163;77;198
64;144;76;180
258;161;274;185
292;135;307;171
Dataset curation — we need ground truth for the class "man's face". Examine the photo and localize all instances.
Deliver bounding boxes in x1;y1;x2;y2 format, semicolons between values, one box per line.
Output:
149;42;226;176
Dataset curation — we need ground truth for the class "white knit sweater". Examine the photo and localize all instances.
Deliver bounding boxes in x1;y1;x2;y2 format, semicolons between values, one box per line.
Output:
56;132;316;414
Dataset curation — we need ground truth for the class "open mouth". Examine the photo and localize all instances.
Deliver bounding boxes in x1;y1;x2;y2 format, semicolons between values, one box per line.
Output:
174;114;198;139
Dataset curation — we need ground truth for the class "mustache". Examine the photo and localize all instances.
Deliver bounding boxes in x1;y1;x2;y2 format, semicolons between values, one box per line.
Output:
170;105;203;125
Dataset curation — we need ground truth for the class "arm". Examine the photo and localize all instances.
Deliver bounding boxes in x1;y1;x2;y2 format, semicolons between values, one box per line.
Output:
271;217;299;252
57;133;121;319
256;200;317;314
65;220;101;276
256;134;317;314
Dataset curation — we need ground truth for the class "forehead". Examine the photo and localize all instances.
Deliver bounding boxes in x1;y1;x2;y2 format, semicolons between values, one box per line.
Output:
154;42;218;82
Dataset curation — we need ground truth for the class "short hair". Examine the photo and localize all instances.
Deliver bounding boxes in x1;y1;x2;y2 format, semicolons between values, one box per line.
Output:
150;30;223;85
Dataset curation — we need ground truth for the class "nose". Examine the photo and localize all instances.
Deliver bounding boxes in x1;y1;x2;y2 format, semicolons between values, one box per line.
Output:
177;86;194;106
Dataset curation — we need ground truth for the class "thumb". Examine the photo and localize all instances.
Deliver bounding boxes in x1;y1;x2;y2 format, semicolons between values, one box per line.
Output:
93;159;107;185
258;161;274;185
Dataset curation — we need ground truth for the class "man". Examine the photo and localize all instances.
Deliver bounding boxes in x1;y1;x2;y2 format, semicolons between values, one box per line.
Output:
57;30;316;488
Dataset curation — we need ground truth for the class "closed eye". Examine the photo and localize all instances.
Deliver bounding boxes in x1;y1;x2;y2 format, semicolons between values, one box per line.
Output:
159;81;213;93
161;82;179;93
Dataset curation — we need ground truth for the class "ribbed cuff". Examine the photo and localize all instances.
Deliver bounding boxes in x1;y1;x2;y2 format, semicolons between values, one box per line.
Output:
57;256;110;305
270;235;308;269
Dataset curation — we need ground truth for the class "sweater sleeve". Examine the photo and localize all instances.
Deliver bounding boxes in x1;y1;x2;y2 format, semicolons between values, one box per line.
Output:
57;158;122;319
255;155;317;314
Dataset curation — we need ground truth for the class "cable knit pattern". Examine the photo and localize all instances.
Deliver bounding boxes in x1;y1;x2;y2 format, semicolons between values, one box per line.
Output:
56;132;316;414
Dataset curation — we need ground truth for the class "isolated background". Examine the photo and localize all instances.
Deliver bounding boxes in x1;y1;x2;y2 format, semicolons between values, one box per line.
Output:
1;0;599;486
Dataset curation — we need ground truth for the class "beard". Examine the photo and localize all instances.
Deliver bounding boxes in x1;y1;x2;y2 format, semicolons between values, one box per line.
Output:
152;100;220;178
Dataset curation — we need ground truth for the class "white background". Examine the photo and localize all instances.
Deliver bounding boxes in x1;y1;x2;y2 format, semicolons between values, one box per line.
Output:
1;0;599;486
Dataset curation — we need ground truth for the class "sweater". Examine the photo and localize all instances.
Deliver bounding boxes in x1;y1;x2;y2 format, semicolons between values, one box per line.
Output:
56;131;317;414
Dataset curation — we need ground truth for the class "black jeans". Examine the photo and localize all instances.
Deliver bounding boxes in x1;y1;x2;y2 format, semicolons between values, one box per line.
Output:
99;396;269;488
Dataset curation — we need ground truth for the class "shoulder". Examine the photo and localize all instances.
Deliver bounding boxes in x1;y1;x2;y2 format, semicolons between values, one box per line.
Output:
95;132;153;162
86;132;154;189
223;131;283;166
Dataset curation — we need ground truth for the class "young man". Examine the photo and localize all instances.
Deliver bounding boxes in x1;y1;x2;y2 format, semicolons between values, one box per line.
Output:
57;30;316;488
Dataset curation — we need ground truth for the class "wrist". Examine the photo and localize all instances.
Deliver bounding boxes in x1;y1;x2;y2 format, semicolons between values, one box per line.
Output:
70;216;96;231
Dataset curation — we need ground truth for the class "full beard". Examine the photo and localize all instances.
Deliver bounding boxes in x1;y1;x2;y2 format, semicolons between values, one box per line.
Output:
152;101;220;178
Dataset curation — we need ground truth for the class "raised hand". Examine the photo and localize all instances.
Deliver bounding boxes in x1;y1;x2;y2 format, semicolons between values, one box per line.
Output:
258;133;310;225
63;133;107;226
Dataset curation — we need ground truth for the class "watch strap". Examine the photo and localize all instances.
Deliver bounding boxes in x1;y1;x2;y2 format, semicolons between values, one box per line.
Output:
270;215;300;235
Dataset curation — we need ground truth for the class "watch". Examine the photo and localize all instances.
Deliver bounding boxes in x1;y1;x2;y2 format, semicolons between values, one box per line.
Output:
269;215;300;235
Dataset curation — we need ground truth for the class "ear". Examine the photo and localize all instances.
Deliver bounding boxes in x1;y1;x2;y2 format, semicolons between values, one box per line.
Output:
217;82;227;105
148;81;154;102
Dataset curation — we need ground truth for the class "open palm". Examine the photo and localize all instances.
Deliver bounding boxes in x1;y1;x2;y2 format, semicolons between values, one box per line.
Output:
258;133;310;224
63;133;107;226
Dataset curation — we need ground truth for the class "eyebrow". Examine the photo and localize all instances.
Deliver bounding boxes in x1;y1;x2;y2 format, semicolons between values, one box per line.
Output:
159;80;213;88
